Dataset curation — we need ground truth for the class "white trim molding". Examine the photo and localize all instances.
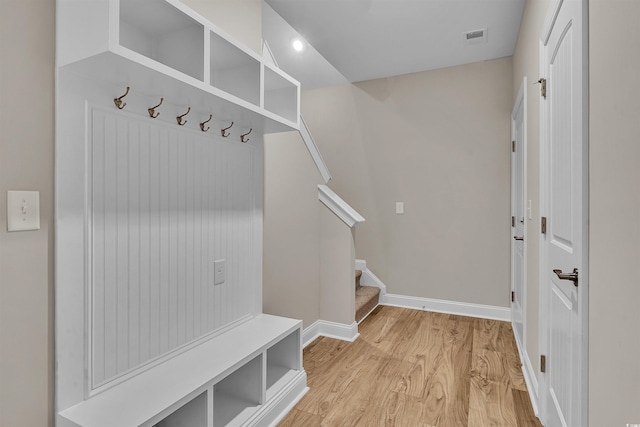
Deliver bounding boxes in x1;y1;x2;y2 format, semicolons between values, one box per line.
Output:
521;350;540;416
318;185;365;228
302;320;359;348
381;294;511;322
257;373;308;427
300;116;332;184
512;324;539;415
511;75;528;379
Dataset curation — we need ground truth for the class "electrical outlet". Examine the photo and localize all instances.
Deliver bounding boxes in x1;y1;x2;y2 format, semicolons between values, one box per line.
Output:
395;202;404;214
214;259;225;286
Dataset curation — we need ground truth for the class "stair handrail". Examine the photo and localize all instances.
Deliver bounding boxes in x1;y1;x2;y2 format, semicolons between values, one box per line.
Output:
318;185;365;227
299;115;332;183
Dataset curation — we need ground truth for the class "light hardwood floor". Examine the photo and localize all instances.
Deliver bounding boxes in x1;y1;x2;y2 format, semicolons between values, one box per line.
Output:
279;305;542;427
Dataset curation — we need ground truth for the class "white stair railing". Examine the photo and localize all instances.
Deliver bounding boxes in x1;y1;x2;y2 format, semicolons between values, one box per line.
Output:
300;116;332;183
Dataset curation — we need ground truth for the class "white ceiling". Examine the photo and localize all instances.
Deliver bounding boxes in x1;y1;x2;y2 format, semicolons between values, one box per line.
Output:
263;0;525;88
262;3;349;89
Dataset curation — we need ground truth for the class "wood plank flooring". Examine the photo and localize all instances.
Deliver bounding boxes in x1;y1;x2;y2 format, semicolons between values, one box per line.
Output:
279;306;542;427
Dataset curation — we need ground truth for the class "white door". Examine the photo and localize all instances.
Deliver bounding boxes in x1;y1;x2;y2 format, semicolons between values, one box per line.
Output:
511;78;526;352
540;1;588;426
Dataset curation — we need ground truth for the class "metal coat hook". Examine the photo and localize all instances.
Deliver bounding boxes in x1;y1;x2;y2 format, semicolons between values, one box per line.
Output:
114;86;130;110
148;98;163;118
200;114;213;132
221;121;234;137
240;128;252;143
176;107;191;126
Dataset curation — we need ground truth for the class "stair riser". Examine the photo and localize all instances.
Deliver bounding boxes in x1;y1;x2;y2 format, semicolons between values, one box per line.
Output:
355;286;380;323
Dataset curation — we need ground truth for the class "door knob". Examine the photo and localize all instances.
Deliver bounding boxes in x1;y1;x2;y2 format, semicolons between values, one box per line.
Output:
553;268;579;287
514;236;524;241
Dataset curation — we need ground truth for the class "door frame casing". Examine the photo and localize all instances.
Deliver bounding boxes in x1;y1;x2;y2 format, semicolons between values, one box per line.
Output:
538;0;590;425
511;76;533;404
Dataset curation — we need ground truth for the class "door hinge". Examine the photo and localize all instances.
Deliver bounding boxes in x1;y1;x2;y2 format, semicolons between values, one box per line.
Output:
540;355;547;373
512;140;516;152
541;216;547;234
537;78;547;99
511;291;515;302
511;216;515;227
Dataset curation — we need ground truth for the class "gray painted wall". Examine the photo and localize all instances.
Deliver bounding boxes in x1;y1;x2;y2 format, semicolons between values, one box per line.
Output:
302;57;513;307
0;1;55;425
589;0;640;424
264;131;323;327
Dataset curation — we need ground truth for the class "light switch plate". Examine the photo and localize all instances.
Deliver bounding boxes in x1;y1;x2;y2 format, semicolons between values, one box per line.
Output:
395;202;405;214
7;191;40;232
214;259;226;286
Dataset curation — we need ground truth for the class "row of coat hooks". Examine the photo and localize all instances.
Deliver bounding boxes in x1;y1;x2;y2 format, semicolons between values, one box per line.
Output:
114;86;253;143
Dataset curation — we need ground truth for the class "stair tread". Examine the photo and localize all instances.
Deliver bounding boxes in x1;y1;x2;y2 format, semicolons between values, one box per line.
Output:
355;285;380;298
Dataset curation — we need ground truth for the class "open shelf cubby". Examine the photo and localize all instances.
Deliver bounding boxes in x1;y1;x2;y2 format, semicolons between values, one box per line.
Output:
213;354;264;427
210;32;261;106
266;329;301;401
119;0;204;81
154;391;208;427
263;65;298;124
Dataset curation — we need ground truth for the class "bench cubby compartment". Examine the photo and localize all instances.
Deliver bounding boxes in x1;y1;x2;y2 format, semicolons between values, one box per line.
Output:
266;329;301;401
213;354;263;427
57;315;307;427
154;391;208;427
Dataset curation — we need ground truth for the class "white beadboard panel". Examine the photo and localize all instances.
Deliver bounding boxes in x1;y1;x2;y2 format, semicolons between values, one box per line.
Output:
90;106;259;389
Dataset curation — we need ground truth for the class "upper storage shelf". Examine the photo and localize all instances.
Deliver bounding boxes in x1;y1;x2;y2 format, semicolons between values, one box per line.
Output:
58;0;300;134
120;0;204;81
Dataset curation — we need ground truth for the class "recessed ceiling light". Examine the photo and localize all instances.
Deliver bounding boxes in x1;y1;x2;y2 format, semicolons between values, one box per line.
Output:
292;39;304;52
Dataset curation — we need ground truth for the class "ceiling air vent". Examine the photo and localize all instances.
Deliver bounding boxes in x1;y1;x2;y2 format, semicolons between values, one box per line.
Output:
463;28;488;46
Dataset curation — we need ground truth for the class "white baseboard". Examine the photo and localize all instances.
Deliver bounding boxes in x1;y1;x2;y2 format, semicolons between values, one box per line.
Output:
303;320;359;348
255;371;308;427
516;340;540;416
381;293;511;322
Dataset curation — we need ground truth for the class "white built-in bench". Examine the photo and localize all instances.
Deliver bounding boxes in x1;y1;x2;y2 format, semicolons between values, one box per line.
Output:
58;315;307;427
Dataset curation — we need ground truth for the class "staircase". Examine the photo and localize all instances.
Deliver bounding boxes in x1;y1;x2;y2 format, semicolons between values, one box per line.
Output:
355;270;380;323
